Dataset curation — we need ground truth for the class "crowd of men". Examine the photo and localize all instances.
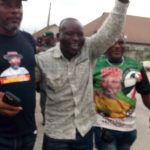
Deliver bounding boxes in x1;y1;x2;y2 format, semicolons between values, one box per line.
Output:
0;0;149;150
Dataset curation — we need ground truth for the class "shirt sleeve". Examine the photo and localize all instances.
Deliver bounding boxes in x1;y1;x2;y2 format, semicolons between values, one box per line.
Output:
35;55;42;83
88;0;129;59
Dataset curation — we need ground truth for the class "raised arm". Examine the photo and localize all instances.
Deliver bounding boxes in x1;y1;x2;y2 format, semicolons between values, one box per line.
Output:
88;0;130;59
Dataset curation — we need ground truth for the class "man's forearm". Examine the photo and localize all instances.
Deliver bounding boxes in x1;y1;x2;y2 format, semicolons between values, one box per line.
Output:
90;0;129;57
142;94;150;110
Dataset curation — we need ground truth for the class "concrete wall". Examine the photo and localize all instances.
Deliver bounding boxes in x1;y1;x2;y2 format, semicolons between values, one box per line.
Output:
125;43;150;61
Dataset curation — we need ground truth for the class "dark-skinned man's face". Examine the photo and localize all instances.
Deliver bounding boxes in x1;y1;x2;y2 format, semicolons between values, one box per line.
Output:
59;19;85;60
0;0;23;35
107;39;125;62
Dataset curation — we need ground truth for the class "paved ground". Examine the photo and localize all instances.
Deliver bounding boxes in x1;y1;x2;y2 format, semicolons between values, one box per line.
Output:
34;93;150;150
34;93;43;150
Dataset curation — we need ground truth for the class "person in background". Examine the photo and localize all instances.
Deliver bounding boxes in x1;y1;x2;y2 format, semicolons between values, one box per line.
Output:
43;31;56;49
0;0;37;149
36;31;56;54
93;35;150;150
35;35;44;53
35;0;130;149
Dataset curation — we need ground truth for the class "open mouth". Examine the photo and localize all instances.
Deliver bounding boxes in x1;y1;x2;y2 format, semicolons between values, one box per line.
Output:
70;43;80;49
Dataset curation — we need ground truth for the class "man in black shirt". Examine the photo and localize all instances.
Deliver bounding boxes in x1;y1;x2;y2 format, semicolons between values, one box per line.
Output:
0;0;37;149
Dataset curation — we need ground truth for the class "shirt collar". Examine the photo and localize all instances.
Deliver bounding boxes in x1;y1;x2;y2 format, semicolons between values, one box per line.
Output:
53;43;63;58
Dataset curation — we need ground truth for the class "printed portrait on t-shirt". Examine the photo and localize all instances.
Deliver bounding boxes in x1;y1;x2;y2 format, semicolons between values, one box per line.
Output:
0;51;30;84
95;67;142;119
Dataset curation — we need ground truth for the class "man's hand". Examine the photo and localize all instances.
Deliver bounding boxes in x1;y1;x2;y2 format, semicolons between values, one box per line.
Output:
118;0;129;3
0;92;23;117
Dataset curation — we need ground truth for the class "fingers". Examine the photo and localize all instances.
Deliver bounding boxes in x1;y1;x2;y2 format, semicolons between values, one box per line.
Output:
0;101;22;110
0;92;5;99
0;108;21;117
0;106;22;117
0;102;23;116
0;92;23;116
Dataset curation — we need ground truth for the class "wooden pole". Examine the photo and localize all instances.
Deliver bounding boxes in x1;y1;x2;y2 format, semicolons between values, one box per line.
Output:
47;2;51;27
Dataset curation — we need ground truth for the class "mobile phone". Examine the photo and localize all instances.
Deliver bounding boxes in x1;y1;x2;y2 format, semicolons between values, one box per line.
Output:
3;91;22;107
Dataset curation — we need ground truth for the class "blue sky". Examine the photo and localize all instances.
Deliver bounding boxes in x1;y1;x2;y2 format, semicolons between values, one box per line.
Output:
21;0;150;33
